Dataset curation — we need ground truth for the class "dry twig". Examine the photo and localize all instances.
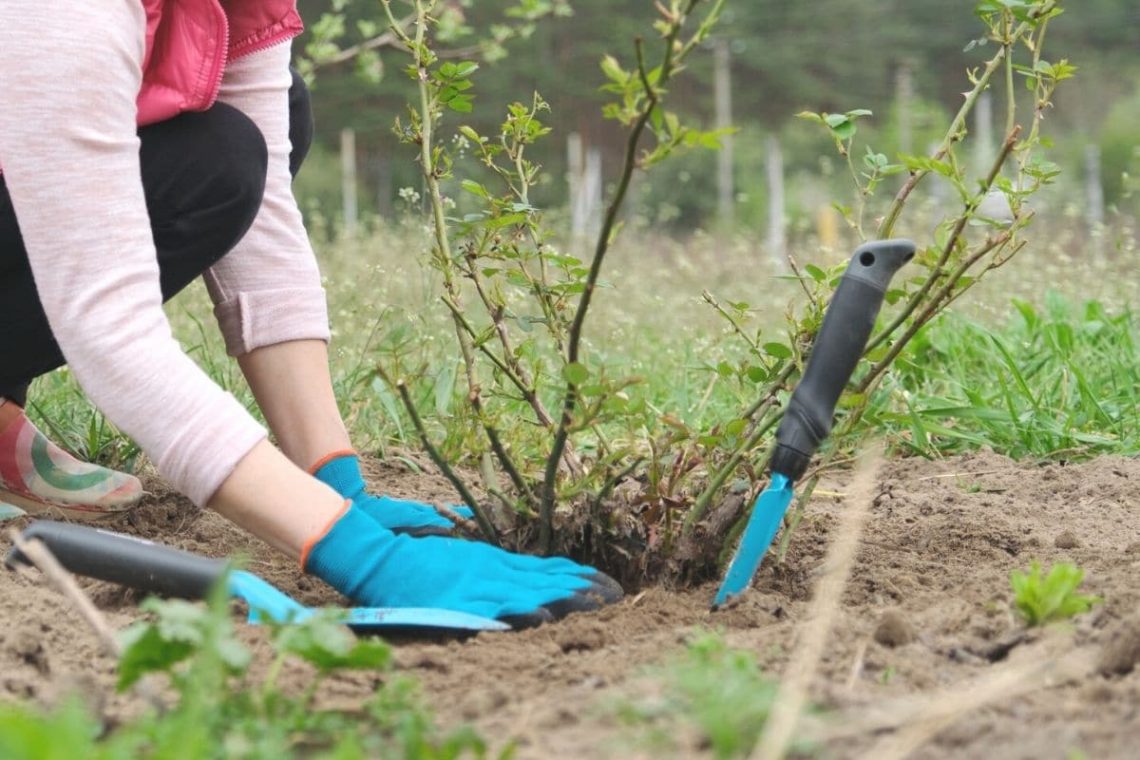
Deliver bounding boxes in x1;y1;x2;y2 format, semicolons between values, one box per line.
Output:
839;635;1095;759
9;529;121;657
752;444;884;760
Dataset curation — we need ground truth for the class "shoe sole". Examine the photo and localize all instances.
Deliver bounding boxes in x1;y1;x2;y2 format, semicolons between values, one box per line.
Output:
0;487;139;523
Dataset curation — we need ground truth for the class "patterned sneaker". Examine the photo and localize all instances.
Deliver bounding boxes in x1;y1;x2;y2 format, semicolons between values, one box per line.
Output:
0;409;143;521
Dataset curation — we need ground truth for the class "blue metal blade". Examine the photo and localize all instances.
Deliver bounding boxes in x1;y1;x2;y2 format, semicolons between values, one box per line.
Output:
338;607;510;631
713;473;795;607
229;570;309;621
230;570;510;632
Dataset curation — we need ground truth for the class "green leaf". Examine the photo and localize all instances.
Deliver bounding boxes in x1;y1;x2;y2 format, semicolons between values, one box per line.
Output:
830;121;856;141
762;342;793;360
600;54;628;84
372;377;405;441
484;212;527;230
454;61;479;78
899;154;956;178
447;94;474;113
804;264;826;282
562;362;589;385
458;125;483;143
434;360;457;417
883;288;906;305
505;269;531;287
0;699;102;759
460;179;489;198
745;365;769;383
274;615;391;673
1010;561;1101;626
724;419;747;437
116;595;250;690
117;622;196;691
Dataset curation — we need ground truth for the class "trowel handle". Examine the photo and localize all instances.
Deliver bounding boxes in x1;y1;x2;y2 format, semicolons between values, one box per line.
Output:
5;520;226;600
769;239;915;481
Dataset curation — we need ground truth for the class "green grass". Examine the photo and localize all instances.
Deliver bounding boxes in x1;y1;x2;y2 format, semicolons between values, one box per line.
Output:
25;373;142;472
22;216;1140;477
24;221;796;471
615;631;784;759
870;292;1140;460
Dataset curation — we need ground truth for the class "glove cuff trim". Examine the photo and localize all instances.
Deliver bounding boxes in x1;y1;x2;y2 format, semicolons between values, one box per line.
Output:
299;498;352;572
307;449;358;475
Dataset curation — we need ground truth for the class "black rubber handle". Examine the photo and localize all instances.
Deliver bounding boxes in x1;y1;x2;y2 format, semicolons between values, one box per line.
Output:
769;239;915;481
5;521;226;600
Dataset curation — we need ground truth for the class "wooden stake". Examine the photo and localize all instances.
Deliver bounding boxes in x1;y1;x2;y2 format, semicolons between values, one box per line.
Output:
340;127;358;236
714;37;734;228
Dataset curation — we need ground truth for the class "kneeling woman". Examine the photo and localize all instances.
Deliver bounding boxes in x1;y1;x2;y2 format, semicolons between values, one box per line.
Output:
0;0;620;627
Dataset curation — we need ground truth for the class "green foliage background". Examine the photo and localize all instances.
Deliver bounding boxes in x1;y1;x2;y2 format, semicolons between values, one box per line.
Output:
293;0;1140;231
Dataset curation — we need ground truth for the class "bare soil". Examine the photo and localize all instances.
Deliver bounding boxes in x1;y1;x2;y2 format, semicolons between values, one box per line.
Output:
4;451;1140;758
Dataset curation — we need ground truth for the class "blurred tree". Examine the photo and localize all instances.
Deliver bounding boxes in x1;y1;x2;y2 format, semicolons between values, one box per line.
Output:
290;0;1140;228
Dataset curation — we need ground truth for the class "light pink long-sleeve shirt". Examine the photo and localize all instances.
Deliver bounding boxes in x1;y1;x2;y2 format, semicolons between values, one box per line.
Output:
0;1;330;506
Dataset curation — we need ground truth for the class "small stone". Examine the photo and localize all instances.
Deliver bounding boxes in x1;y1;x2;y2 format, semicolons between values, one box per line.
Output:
1083;682;1115;703
1098;617;1140;676
10;631;40;658
874;609;915;648
459;688;507;721
1124;542;1140;555
9;631;49;675
1054;531;1080;549
948;647;985;665
556;623;608;653
409;652;450;673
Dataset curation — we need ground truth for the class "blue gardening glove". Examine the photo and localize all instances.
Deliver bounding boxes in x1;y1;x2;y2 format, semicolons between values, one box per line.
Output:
304;504;623;628
314;453;474;537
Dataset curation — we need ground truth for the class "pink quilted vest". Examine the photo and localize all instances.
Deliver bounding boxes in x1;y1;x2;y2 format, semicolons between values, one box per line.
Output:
137;0;303;126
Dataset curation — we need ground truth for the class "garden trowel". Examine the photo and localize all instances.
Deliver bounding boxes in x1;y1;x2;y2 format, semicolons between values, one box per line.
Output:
6;520;510;632
712;239;915;609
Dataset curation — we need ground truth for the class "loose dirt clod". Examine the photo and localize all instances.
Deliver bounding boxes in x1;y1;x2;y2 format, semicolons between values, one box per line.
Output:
874;609;916;648
1054;530;1081;549
1097;616;1140;676
555;622;609;653
9;629;50;676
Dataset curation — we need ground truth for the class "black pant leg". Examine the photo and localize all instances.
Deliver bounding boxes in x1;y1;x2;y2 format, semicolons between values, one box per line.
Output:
0;186;53;407
0;105;266;401
140;103;269;298
288;67;314;179
0;71;315;404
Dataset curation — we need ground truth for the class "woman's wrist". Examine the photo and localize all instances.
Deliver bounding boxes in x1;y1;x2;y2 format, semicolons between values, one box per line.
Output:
207;438;347;557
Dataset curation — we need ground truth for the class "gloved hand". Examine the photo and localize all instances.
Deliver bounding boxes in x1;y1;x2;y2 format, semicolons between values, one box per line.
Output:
303;504;623;628
313;452;473;536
